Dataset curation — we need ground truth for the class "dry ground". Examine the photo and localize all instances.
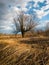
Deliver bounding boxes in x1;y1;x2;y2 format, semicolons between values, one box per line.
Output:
0;34;49;65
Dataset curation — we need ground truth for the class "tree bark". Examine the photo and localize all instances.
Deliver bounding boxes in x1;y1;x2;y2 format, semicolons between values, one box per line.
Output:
21;31;24;37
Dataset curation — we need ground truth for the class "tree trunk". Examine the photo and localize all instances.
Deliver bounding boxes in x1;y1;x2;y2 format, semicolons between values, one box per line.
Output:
22;31;24;38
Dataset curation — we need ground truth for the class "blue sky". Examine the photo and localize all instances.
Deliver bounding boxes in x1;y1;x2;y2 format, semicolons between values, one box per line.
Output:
0;0;49;34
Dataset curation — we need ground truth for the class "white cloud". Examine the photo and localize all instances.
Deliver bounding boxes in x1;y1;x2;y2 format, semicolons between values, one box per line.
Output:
36;20;49;28
0;0;29;21
41;4;49;11
1;6;20;22
46;0;49;4
5;26;13;30
0;26;13;30
36;10;45;18
0;0;49;33
0;0;31;7
36;10;49;19
33;0;44;7
33;3;49;19
25;0;49;19
33;0;44;2
22;8;28;12
11;7;21;15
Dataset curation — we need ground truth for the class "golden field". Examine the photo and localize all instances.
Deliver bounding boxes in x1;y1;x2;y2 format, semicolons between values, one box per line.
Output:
0;34;49;65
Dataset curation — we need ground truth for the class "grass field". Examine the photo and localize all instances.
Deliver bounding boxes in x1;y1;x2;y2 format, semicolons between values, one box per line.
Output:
0;34;49;65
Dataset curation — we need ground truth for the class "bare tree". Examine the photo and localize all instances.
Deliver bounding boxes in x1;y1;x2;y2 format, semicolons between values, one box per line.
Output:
44;22;49;36
13;11;39;37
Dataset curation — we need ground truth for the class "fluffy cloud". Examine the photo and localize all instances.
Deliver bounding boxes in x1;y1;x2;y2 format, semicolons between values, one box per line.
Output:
0;0;31;7
36;20;49;29
41;5;49;11
46;0;49;4
33;0;44;7
0;0;49;20
0;0;30;20
33;4;49;19
33;9;49;19
0;0;49;33
0;26;13;30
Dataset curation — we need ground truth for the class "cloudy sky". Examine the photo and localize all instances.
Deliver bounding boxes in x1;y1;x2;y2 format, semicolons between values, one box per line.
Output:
0;0;49;34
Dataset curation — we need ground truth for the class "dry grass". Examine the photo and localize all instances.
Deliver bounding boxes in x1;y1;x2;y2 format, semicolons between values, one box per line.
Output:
0;34;49;65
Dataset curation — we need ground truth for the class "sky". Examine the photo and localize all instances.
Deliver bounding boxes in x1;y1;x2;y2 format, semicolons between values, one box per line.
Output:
0;0;49;34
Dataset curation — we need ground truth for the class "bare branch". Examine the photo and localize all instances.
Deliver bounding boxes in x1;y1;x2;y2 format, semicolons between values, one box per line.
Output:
13;11;39;37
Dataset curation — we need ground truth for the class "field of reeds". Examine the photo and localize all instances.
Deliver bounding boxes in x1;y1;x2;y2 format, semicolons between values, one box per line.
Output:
0;34;49;65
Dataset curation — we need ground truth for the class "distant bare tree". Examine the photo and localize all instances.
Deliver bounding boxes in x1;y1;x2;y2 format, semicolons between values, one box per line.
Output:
45;22;49;30
44;22;49;36
13;11;39;37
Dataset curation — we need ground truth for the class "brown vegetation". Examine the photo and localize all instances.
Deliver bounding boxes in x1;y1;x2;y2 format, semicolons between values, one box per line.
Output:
0;34;49;65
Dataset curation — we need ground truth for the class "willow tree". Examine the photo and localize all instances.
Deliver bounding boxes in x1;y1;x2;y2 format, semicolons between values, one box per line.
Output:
13;11;38;37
